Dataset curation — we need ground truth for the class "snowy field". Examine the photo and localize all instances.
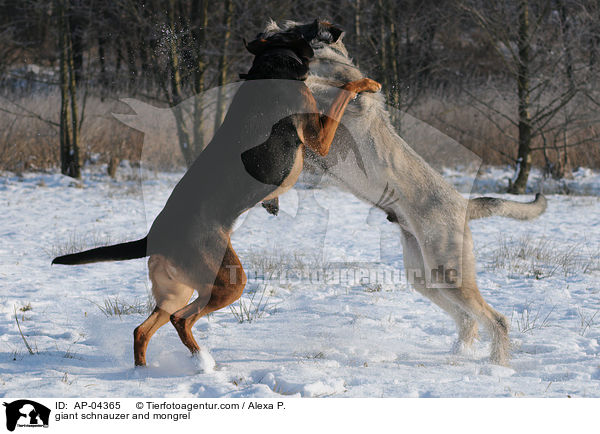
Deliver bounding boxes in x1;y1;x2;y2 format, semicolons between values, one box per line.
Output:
1;165;599;398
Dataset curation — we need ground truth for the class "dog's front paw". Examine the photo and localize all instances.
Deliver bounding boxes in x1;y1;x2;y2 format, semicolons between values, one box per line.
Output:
191;348;216;373
262;197;279;216
347;78;382;94
360;78;382;93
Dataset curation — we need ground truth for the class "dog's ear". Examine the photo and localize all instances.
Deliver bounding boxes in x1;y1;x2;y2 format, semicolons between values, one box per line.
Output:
289;35;314;60
276;32;314;60
319;22;344;43
328;24;344;42
302;19;319;41
286;19;318;41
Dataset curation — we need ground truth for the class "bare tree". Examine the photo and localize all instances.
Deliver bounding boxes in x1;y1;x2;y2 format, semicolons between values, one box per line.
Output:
0;0;599;175
460;0;585;193
213;0;234;131
57;0;81;178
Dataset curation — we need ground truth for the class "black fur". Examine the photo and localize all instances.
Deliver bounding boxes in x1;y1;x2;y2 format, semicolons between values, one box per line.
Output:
52;238;147;265
238;32;313;185
241;32;314;81
287;19;344;44
241;118;301;185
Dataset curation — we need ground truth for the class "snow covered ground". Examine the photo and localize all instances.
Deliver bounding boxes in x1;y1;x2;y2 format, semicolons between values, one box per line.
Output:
1;166;599;397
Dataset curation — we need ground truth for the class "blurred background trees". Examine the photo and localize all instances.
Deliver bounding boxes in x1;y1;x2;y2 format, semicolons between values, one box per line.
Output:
0;0;598;191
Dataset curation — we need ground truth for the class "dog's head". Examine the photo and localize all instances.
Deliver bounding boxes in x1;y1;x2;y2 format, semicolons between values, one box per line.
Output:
241;31;314;80
245;31;314;60
261;19;347;56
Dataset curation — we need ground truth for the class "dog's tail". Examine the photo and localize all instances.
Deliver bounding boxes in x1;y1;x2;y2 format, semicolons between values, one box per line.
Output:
52;237;148;265
468;193;547;220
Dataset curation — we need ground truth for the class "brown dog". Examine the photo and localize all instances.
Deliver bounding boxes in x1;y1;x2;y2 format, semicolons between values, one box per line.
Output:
52;29;381;368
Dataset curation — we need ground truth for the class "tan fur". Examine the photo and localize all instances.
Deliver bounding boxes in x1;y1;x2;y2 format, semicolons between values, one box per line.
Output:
264;20;548;365
130;67;380;366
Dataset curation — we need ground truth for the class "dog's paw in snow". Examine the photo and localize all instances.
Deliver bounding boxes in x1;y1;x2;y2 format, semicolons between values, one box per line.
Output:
451;339;475;356
132;365;149;378
192;348;216;373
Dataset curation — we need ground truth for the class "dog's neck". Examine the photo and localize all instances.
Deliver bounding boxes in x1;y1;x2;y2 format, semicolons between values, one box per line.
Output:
241;48;310;81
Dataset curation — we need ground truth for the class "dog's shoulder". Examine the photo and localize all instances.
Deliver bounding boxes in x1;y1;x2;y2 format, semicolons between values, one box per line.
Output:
217;79;312;142
238;79;311;111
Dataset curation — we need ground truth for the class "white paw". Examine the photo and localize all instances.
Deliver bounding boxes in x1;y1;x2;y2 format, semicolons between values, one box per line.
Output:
451;340;474;356
192;348;216;373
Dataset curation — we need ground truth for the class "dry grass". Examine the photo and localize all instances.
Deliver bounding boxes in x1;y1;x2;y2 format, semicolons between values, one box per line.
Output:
407;86;600;171
14;305;36;355
511;302;555;333
577;308;599;337
0;89;144;173
242;248;331;285
483;234;600;279
2;83;600;175
47;230;114;259
228;285;279;323
93;294;154;318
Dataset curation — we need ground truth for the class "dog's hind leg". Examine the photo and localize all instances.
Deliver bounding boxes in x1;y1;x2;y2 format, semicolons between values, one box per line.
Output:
439;276;510;365
401;230;479;351
421;226;510;365
133;307;171;366
133;255;195;366
170;240;247;357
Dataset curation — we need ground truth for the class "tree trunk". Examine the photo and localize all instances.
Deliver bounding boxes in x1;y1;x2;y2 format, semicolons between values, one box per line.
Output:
190;0;209;164
139;32;151;91
556;0;573;178
68;8;84;84
556;0;575;94
509;0;532;194
589;0;600;69
419;20;437;87
213;0;234;132
67;23;81;179
387;17;400;129
98;35;108;97
167;0;192;164
58;0;81;179
115;43;122;80
353;0;361;67
376;0;389;101
59;7;71;177
126;40;137;90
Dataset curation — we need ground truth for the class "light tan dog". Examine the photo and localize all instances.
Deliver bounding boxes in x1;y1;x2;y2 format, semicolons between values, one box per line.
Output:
264;20;547;365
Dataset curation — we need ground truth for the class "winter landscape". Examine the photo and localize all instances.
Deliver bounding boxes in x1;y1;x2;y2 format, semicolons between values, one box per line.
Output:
2;0;600;404
1;165;599;398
